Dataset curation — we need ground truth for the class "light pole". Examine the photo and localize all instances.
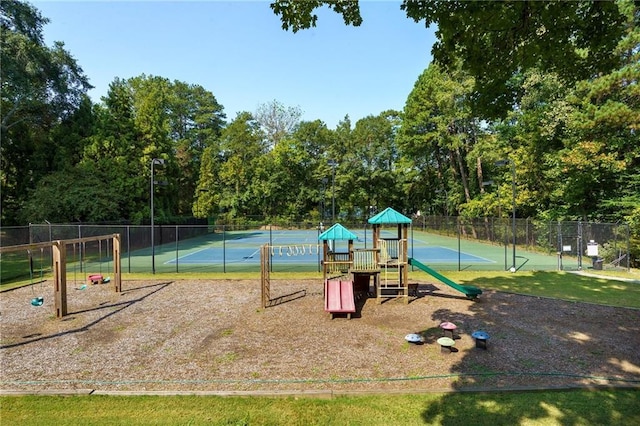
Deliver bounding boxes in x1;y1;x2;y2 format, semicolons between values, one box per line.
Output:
321;177;328;221
150;158;165;274
495;159;516;272
328;159;337;223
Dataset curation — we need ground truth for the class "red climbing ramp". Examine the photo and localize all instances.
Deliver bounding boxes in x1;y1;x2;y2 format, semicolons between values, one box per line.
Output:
324;279;356;319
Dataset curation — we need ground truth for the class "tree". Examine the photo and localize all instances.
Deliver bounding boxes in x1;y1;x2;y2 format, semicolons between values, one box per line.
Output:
215;112;266;218
340;112;403;219
254;100;302;148
271;0;362;32
278;120;334;220
489;69;571;220
193;144;222;220
271;0;627;117
550;0;639;221
80;75;226;223
20;167;125;223
170;81;226;216
397;63;479;217
1;0;92;224
82;79;147;222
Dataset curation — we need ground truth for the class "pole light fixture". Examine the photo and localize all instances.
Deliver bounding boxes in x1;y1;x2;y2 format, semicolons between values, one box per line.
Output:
321;177;328;221
150;158;165;274
495;159;517;272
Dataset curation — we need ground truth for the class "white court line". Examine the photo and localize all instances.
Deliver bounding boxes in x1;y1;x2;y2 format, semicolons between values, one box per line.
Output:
410;245;497;264
163;247;213;264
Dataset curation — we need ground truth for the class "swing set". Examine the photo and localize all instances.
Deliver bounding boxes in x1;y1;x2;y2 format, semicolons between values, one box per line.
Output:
27;247;45;306
0;234;122;318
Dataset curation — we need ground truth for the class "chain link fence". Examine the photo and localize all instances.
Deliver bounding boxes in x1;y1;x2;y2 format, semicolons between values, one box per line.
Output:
0;217;631;283
412;216;631;271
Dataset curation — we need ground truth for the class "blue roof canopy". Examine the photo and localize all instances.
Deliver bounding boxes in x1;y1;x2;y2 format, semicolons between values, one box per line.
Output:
368;207;412;225
318;223;358;241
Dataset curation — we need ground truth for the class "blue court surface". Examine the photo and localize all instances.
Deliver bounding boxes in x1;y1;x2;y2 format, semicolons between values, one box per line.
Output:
166;245;492;265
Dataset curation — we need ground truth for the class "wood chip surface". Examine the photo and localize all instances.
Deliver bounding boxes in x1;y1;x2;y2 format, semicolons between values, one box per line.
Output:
2;279;639;393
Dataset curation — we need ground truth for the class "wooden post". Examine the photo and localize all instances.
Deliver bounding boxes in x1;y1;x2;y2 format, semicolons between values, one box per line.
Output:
322;241;329;282
260;244;270;308
372;224;380;263
113;234;122;292
52;241;67;318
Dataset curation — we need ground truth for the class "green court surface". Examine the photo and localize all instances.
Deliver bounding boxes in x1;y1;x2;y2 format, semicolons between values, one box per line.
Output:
118;229;562;274
0;228;570;283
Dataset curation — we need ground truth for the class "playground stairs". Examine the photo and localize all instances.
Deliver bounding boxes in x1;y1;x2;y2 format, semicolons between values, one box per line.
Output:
376;263;408;304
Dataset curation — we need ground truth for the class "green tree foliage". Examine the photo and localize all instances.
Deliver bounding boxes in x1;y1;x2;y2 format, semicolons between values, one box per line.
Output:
1;0;92;224
126;75;225;220
171;81;226;215
79;79;146;223
270;0;362;32
397;63;481;217
215;112;266;218
20;167;125;223
489;70;571;220
340;111;403;219
271;0;627;117
548;0;639;221
262;119;334;221
193;144;222;220
402;0;626;117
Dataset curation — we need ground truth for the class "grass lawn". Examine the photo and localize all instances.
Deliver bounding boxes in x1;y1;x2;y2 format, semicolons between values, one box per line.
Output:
2;390;639;425
440;270;640;309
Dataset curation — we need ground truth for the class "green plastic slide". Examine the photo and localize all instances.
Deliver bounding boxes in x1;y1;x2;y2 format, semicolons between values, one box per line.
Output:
408;258;482;299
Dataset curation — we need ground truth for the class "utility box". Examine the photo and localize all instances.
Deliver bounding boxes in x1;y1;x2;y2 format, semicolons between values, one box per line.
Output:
593;258;603;270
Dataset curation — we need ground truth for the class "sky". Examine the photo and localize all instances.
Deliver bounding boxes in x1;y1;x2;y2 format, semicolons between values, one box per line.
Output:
33;1;436;129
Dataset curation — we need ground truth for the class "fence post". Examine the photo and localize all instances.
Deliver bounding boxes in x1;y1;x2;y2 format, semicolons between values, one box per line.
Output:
78;225;83;273
626;223;631;271
577;221;583;270
269;224;273;273
127;225;131;273
557;221;563;271
457;221;461;272
504;220;508;271
175;225;179;273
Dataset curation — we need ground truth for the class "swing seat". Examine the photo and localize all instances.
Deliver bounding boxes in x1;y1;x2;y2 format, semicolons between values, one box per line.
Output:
88;274;104;285
31;296;44;307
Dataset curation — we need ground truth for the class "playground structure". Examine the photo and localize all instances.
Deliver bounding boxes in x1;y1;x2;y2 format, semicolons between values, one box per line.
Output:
318;207;483;318
0;234;122;318
259;242;321;308
408;258;482;299
260;207;482;315
319;208;412;308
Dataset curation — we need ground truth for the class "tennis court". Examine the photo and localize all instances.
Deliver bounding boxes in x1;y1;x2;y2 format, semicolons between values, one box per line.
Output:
166;245;492;265
141;228;557;273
